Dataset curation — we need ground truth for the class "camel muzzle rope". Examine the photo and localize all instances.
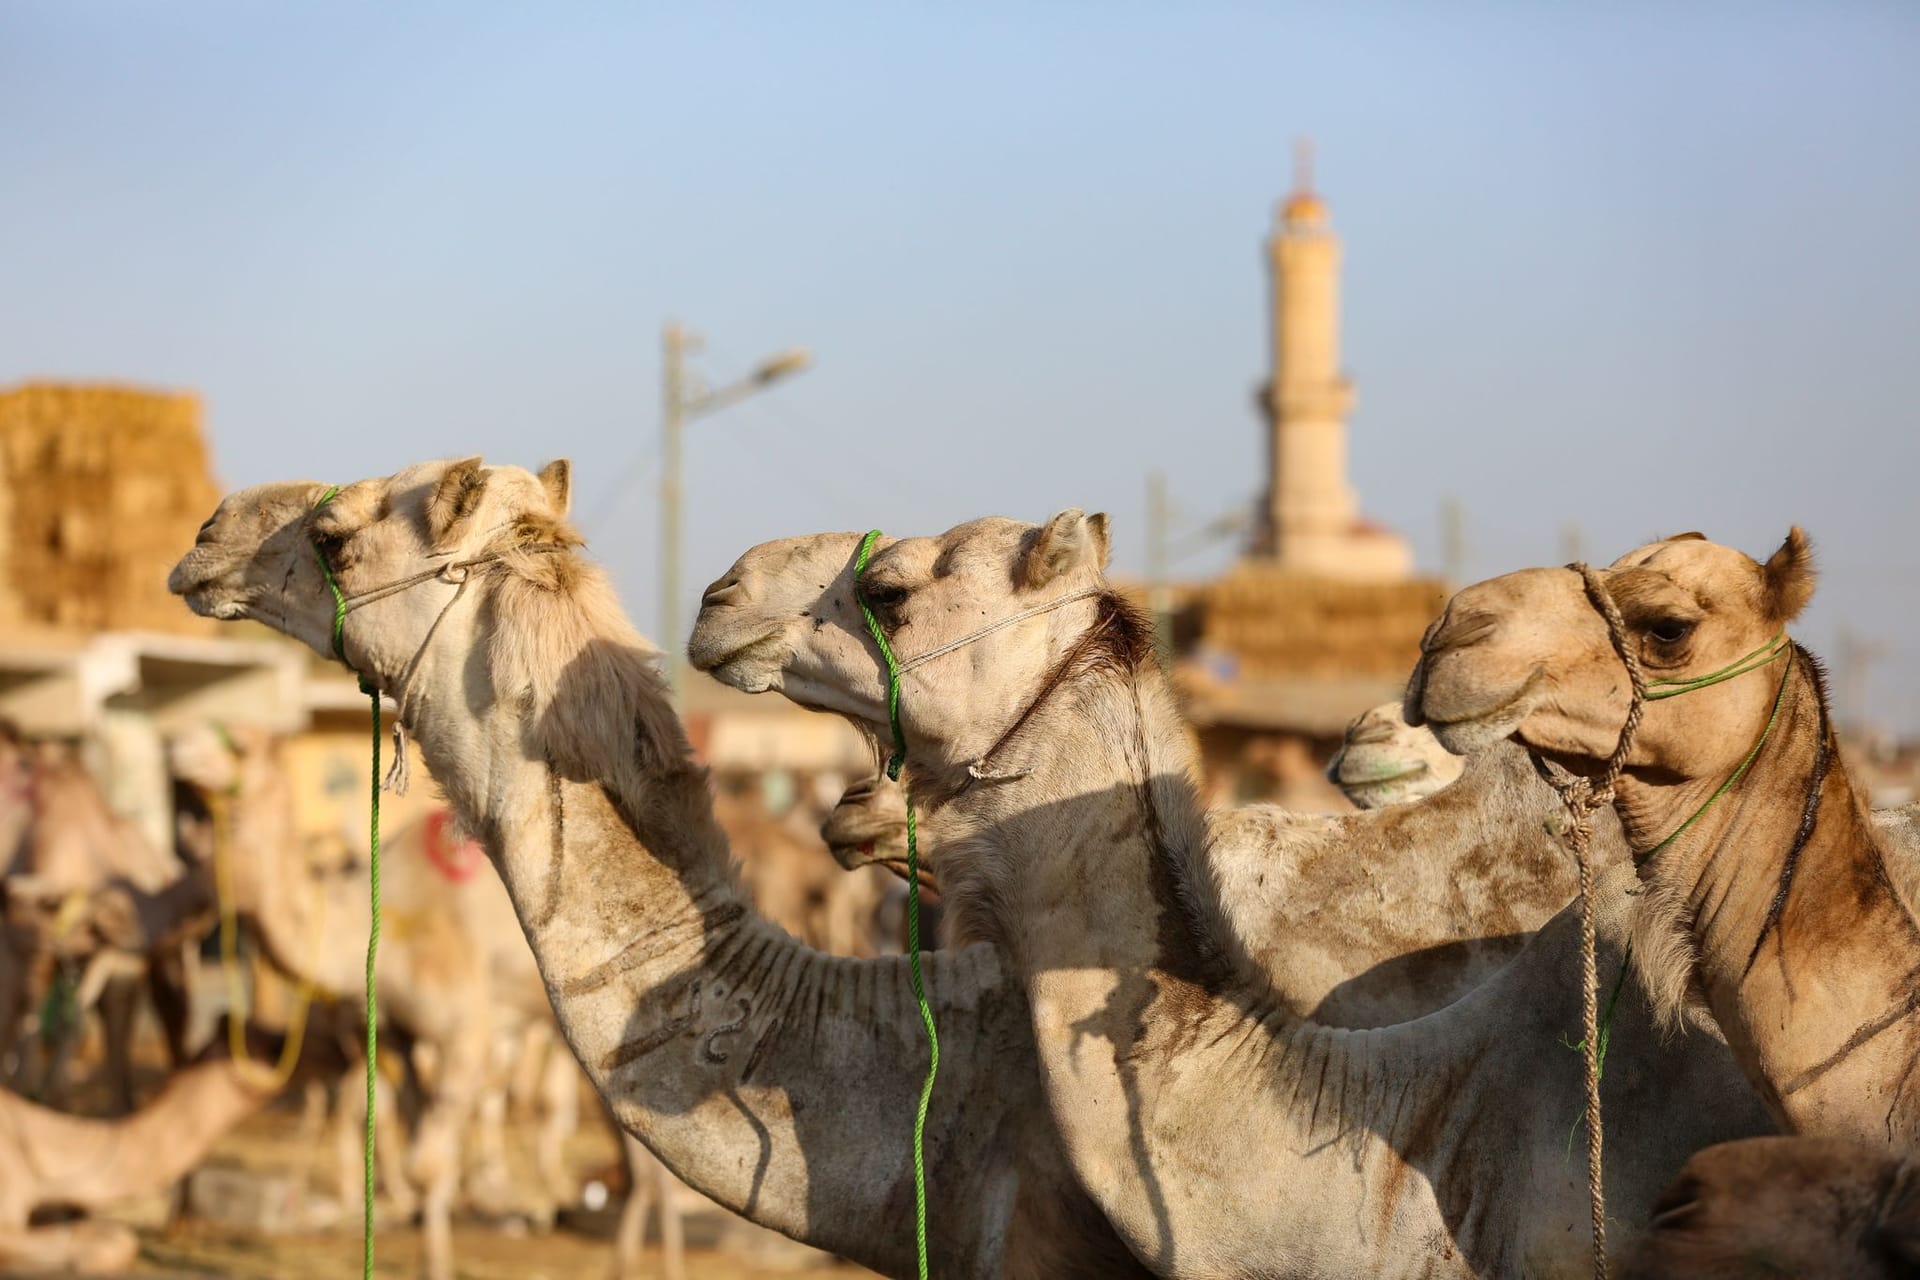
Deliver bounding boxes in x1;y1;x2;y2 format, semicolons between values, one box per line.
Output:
1544;564;1791;1280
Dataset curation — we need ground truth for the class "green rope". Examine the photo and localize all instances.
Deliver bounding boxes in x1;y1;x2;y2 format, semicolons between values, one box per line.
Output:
312;485;382;1280
1642;633;1787;701
853;529;937;1280
1568;639;1796;1144
1634;653;1794;867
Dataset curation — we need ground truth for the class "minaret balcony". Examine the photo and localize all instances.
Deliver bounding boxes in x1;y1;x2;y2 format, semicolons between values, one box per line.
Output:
1267;378;1355;422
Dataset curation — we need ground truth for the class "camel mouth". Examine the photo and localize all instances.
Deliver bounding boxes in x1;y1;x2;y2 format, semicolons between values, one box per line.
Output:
1411;665;1542;756
1330;756;1430;788
690;632;787;692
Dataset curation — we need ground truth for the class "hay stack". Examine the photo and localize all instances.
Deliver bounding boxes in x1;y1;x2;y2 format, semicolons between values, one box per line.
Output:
1198;562;1447;679
0;382;219;633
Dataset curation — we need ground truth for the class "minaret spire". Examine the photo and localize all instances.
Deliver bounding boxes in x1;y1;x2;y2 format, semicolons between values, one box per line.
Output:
1259;146;1410;581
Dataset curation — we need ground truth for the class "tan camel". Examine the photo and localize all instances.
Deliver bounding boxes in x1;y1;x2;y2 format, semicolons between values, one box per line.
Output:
169;458;1155;1280
1621;1135;1920;1278
170;703;683;1280
1;734;208;1110
1326;700;1465;809
1408;531;1920;1150
718;787;896;958
0;1042;276;1273
825;699;1462;886
169;725;543;1280
690;510;1787;1276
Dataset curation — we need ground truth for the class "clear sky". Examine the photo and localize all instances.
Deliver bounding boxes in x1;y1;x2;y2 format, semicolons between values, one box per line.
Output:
5;4;1918;725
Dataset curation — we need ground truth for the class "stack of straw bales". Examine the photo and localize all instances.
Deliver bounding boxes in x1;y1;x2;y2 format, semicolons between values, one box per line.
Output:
1198;562;1447;679
0;382;219;633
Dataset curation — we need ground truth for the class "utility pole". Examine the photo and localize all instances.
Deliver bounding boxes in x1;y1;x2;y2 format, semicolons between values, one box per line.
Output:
658;320;810;701
1147;470;1172;666
1440;498;1467;586
1834;624;1888;734
1559;522;1586;567
660;321;687;700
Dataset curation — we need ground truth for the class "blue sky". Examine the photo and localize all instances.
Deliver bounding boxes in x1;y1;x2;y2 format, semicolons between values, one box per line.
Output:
5;3;1918;725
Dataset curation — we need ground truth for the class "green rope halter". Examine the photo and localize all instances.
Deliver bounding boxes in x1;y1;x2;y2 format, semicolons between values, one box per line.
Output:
1641;633;1788;702
312;484;383;1280
1573;630;1794;1118
853;529;938;1280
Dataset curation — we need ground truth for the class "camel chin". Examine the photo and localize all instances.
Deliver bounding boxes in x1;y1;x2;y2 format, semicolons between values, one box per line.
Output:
1332;761;1432;811
1424;712;1524;757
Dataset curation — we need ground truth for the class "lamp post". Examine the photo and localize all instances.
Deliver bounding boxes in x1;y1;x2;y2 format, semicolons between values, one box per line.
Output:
660;320;810;700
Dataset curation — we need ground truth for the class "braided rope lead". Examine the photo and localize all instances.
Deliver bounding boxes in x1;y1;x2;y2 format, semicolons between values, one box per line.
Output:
1546;564;1651;1280
853;529;937;1280
1549;583;1797;1277
312;486;382;1280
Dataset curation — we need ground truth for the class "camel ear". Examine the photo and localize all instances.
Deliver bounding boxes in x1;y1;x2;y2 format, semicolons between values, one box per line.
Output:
1760;527;1815;625
427;457;489;549
1022;509;1105;590
537;459;572;516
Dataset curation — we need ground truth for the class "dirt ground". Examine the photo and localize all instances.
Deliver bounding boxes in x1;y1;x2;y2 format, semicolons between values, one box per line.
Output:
33;1065;877;1280
113;1226;878;1280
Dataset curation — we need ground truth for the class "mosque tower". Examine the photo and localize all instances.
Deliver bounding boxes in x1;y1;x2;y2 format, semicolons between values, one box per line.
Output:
1259;141;1411;581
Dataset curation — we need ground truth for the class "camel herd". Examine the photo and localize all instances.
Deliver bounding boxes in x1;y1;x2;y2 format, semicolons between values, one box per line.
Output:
7;451;1917;1278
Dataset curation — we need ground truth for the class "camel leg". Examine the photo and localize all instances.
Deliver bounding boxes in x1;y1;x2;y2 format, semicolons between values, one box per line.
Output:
408;1022;489;1280
147;941;195;1068
652;1149;685;1280
612;1131;654;1280
534;1036;579;1214
96;972;140;1114
336;1059;418;1221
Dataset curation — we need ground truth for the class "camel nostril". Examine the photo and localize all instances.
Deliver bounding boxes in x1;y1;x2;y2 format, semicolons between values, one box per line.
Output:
195;515;219;545
1423;610;1498;656
700;578;746;609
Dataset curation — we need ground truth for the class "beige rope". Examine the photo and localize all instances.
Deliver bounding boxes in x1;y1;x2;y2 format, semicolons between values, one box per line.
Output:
1542;564;1649;1280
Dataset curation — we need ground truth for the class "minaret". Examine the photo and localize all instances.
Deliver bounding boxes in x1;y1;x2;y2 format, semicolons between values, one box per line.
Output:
1260;141;1409;581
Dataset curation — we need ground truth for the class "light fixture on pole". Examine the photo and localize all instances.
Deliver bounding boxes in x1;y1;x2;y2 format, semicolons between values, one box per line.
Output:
660;321;811;700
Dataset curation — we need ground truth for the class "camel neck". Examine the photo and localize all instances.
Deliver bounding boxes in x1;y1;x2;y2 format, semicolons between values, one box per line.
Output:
940;661;1232;996
1623;653;1920;1143
24;1061;267;1210
384;576;1060;1277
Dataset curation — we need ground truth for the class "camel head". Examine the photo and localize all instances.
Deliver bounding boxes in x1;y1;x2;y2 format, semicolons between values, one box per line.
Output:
691;510;1122;789
1408;530;1814;784
169;456;578;686
1622;1135;1920;1279
821;775;931;887
1324;702;1464;810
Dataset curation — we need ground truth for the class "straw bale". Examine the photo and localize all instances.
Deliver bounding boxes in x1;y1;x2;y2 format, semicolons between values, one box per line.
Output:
0;382;220;633
1197;563;1447;679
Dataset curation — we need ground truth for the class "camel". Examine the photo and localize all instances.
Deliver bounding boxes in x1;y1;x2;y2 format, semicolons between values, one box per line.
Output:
1326;701;1465;810
1;728;208;1110
169;458;1159;1280
689;509;1786;1276
167;724;575;1279
1621;1135;1920;1278
1407;530;1920;1150
0;1031;278;1274
718;786;897;958
171;711;690;1280
825;700;1461;887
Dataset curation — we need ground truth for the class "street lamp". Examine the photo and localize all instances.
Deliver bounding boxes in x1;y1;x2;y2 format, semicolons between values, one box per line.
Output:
660;320;811;699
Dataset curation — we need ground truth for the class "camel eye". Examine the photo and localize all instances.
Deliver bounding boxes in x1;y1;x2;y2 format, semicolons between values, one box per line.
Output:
859;582;910;629
1648;617;1694;645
